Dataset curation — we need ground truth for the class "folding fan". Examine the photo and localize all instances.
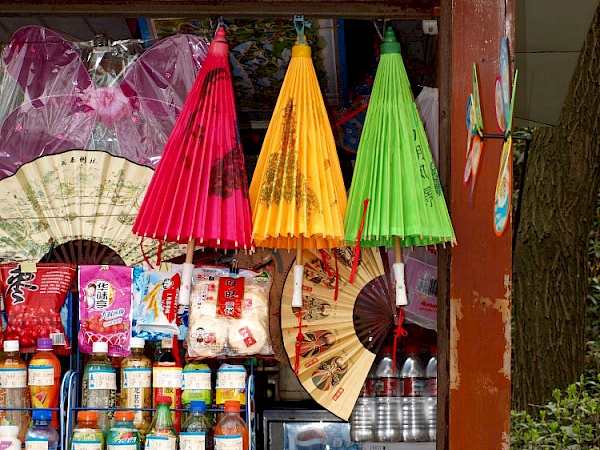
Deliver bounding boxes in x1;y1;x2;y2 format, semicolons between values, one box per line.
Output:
0;149;184;265
281;247;396;420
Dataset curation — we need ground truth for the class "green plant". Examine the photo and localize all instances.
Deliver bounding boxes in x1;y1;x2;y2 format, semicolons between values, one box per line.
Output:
510;376;600;449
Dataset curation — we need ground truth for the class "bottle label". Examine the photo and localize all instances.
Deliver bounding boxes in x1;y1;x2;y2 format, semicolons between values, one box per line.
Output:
377;377;400;397
123;368;152;388
72;441;103;450
25;439;50;450
153;367;182;388
359;378;376;397
402;377;428;397
28;366;55;386
145;436;176;450
214;435;243;450
427;378;438;396
89;370;117;390
0;367;27;388
107;444;137;450
182;371;211;390
216;369;245;389
179;432;206;450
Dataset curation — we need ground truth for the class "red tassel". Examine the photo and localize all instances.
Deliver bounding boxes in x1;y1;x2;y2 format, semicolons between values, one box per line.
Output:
349;198;369;283
139;238;162;269
318;249;333;276
294;308;305;374
333;251;339;302
392;307;408;376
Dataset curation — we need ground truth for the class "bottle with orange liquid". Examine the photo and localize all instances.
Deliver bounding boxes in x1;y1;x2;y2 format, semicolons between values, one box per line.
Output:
28;338;60;429
0;340;29;440
152;338;182;432
213;400;248;450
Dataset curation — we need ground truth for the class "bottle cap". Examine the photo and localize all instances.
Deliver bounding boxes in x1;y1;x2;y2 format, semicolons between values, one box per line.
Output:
405;345;420;355
189;400;206;412
32;409;53;421
77;410;98;421
37;338;53;350
3;340;19;352
155;396;172;405
92;341;109;354
429;345;437;355
130;337;146;349
114;410;135;421
0;425;19;436
224;400;241;412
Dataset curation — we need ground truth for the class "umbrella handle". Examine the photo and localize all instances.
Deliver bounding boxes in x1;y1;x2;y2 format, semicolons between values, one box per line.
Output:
292;264;304;308
179;262;195;305
393;262;408;306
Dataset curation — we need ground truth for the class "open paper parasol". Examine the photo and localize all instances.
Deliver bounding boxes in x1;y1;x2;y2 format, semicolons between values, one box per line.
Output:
344;27;455;365
248;17;347;372
0;149;179;265
133;27;254;305
281;247;395;420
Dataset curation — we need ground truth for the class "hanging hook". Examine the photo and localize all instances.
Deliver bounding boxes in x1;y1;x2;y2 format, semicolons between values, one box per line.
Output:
372;18;387;41
294;15;307;45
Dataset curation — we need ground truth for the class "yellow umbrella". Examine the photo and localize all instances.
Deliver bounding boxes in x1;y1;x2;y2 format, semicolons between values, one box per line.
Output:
249;16;347;371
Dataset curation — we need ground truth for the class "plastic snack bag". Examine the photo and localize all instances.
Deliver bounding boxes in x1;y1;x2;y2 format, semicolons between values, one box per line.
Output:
78;265;133;356
1;263;76;354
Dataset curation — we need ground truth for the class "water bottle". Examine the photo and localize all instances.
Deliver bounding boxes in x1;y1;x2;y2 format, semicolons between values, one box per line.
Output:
349;362;376;442
400;346;428;442
425;346;438;441
180;400;212;450
0;340;29;440
25;409;59;450
81;341;117;435
374;347;402;442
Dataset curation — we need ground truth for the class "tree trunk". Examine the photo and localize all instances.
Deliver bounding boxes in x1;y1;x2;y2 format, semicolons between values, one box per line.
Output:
512;5;600;413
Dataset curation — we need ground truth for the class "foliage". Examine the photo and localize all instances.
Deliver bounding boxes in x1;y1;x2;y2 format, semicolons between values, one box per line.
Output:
510;376;600;449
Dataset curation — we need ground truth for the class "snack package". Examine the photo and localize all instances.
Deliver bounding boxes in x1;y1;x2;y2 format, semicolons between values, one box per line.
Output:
1;263;76;354
78;265;133;356
187;267;273;358
133;265;182;341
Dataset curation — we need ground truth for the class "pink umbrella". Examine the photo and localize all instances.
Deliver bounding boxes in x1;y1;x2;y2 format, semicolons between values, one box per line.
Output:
133;27;254;304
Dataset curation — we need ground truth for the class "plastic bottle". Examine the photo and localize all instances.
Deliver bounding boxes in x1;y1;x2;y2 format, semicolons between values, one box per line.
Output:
71;410;104;450
400;346;428;442
182;360;212;410
374;347;402;442
107;410;141;450
0;340;29;440
146;395;178;450
81;341;117;435
28;338;61;429
213;400;249;450
120;337;152;440
25;409;59;450
180;400;212;450
425;346;438;441
0;425;21;450
153;338;183;432
215;363;246;407
349;361;376;442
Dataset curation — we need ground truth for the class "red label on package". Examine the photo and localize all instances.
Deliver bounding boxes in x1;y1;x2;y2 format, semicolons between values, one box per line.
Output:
217;277;244;318
238;326;257;347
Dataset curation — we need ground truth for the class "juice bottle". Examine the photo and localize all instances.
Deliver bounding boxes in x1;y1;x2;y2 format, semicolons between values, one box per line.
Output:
145;396;178;450
152;338;182;432
120;337;152;440
107;410;140;450
0;339;29;440
181;360;212;424
25;409;59;450
28;338;60;429
71;411;104;450
213;400;248;450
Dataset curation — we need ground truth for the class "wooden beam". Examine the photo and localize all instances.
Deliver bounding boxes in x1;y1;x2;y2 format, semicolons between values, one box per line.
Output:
1;0;439;19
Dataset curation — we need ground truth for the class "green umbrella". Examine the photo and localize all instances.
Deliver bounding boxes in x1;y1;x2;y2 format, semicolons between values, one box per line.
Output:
344;27;456;308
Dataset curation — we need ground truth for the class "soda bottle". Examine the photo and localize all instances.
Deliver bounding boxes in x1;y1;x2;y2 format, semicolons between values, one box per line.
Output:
120;337;152;440
28;338;60;429
374;347;402;442
107;410;141;450
0;339;29;440
81;341;117;435
146;396;178;450
400;346;427;442
153;338;182;432
0;425;21;450
25;409;59;450
425;346;438;441
213;400;248;450
71;411;104;450
180;400;212;450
